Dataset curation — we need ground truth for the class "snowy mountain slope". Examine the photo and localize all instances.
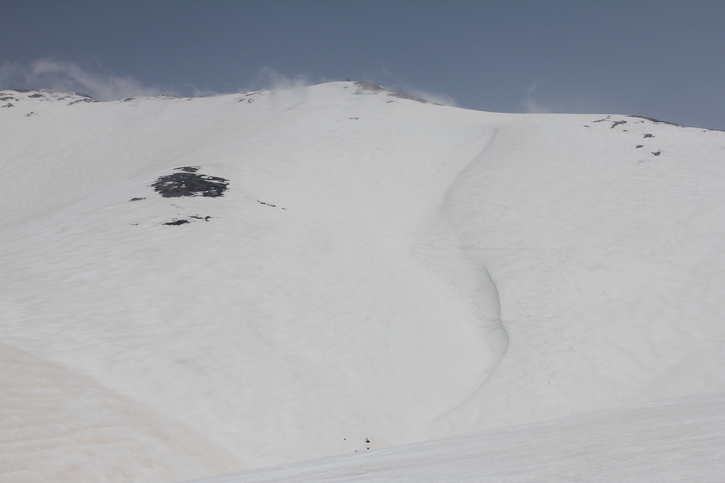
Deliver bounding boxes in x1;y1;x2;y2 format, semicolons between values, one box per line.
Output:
0;344;239;482
186;390;725;483
421;112;725;436
1;81;724;481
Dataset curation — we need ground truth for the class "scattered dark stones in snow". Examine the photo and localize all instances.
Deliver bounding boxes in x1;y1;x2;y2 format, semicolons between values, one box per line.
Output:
237;92;261;103
0;89;97;106
592;117;629;129
628;115;683;128
353;81;384;94
352;81;432;104
25;112;36;117
628;115;722;132
151;168;228;198
256;200;286;210
122;94;182;103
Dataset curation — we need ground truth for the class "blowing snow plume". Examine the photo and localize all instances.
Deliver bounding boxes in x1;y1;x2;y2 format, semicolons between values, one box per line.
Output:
0;59;170;100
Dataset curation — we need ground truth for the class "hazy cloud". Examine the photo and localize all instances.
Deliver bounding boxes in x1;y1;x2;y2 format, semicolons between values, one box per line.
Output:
521;81;553;113
397;86;458;107
519;80;622;116
256;67;310;91
186;85;228;98
0;59;171;100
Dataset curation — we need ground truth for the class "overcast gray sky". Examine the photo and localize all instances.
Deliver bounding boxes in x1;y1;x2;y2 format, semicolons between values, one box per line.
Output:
1;0;723;129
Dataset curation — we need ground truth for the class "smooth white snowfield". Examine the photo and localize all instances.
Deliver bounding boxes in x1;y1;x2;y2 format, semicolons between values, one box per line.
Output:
0;82;724;482
185;390;725;483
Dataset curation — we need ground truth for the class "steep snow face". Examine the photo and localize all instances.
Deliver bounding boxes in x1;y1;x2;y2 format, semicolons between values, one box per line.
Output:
1;81;725;481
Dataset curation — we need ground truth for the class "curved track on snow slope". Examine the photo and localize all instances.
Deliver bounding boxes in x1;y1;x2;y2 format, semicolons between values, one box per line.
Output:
412;129;513;437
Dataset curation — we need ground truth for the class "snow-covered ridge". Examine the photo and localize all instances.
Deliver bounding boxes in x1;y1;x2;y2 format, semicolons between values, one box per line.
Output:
0;87;97;107
1;81;724;482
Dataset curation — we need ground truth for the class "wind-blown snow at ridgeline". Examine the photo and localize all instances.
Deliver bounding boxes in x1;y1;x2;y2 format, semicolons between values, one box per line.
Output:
1;82;725;482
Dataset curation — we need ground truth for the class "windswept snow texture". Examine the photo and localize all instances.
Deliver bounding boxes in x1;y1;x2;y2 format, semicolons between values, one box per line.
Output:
1;83;725;482
186;390;725;483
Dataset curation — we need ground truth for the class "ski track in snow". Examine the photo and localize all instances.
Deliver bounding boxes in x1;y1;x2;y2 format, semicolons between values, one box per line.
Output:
412;128;513;437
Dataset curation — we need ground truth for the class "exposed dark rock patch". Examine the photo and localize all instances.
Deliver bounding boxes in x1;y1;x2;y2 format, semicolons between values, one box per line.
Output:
162;215;212;226
652;151;661;156
68;98;97;106
611;120;627;129
1;103;14;108
174;166;200;173
151;169;228;198
644;134;654;138
636;145;643;148
129;197;146;202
